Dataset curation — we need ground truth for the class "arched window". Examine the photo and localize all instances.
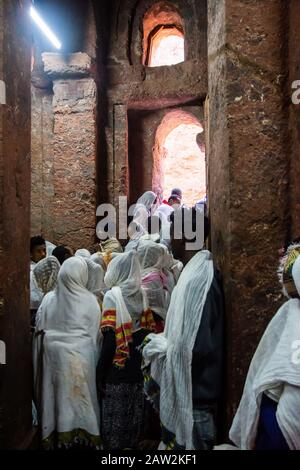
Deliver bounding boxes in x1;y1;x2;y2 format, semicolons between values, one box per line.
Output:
143;2;185;67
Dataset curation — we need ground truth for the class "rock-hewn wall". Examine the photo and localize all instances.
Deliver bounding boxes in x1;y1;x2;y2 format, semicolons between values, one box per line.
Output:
94;0;208;206
0;0;32;449
208;0;290;430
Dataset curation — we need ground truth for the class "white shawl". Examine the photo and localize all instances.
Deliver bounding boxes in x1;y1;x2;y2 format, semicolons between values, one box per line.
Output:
33;256;102;446
143;250;214;449
230;255;300;450
229;302;300;450
137;240;168;320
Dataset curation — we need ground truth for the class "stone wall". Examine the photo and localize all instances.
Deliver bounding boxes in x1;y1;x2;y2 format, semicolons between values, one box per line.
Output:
93;0;208;206
31;1;98;251
289;0;300;240
0;0;32;449
208;0;290;430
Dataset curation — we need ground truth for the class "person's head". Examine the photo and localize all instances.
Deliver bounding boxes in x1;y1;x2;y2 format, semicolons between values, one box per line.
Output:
85;258;105;297
58;256;89;291
168;188;182;208
137;240;166;271
100;237;123;254
278;243;300;299
52;245;73;265
137;191;157;211
30;236;46;263
170;207;210;264
75;248;91;259
104;250;141;295
33;256;60;294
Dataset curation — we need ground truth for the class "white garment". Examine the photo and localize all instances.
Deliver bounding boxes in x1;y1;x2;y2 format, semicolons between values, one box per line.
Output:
230;255;300;450
155;204;173;243
85;257;106;300
30;261;43;310
90;252;108;273
128;191;157;242
33;256;102;445
46;241;56;257
104;250;146;328
137;240;168;319
143;250;214;449
229;300;300;450
75;248;91;259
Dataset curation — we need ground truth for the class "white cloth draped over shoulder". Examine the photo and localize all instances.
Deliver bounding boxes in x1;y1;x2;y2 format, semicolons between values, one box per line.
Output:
103;250;148;330
142;250;214;449
229;255;300;450
137;240;169;320
33;256;102;447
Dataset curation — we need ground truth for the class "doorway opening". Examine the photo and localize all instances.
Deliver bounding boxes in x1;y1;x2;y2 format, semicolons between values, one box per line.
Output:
152;110;206;206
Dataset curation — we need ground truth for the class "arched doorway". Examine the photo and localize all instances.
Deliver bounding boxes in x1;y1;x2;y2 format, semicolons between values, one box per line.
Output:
143;1;185;67
152;110;206;206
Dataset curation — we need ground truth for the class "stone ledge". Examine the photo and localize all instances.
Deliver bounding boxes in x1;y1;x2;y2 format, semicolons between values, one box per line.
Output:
42;52;92;78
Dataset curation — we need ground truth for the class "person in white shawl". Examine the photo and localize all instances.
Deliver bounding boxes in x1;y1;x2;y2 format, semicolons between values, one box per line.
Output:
143;251;215;449
142;211;224;450
85;257;106;306
30;256;61;326
97;250;156;449
125;191;157;252
229;247;300;450
137;240;169;324
33;256;102;449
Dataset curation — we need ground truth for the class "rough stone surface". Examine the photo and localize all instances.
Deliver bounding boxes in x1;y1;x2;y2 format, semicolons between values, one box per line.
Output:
208;0;290;432
0;0;32;449
42;52;92;78
93;0;208;206
51;78;97;250
289;0;300;240
31;87;55;238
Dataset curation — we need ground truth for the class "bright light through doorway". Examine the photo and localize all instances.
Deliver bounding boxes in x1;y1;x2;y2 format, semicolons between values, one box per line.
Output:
149;34;184;67
163;124;206;206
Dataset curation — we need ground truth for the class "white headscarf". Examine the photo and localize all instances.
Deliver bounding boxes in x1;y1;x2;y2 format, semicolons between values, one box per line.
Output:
91;252;107;271
136;191;157;211
85;257;106;299
128;191;157;243
137;240;168;319
34;257;101;447
46;241;57;257
33;256;60;295
75;248;91;259
229;255;300;450
104;250;147;327
143;250;214;449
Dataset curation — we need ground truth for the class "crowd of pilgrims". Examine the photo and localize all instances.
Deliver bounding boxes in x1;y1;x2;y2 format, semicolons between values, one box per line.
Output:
29;190;300;450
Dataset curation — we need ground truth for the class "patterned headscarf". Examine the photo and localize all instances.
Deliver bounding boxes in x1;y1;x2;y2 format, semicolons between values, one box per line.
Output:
278;243;300;299
33;255;60;294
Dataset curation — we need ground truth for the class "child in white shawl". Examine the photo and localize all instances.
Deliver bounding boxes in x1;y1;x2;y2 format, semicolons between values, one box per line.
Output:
33;256;102;449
